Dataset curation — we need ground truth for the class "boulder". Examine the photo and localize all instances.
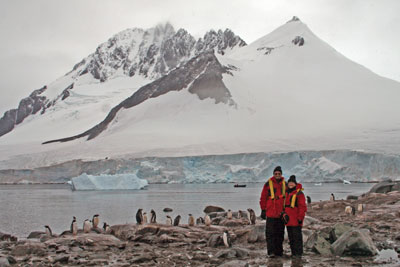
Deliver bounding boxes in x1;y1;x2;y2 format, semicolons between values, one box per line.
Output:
330;223;352;242
369;181;399;194
331;229;378;256
305;232;332;256
204;206;225;213
0;232;17;241
247;224;265;243
347;195;359;200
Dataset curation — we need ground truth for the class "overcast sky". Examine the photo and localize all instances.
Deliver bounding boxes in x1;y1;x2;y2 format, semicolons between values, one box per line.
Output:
0;0;399;114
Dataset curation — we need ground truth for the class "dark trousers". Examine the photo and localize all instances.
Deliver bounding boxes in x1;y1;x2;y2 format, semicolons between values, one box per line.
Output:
266;217;285;256
287;226;303;256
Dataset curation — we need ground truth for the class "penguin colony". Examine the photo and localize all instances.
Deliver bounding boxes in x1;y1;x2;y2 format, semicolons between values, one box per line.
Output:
42;207;258;243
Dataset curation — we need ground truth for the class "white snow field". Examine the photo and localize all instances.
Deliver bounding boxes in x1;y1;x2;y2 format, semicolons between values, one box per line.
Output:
70;173;148;190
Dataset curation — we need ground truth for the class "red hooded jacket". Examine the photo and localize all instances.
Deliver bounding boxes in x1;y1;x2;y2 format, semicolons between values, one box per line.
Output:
259;176;286;218
284;183;307;226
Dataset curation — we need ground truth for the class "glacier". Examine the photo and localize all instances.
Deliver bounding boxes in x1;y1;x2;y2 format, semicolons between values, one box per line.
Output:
70;173;148;190
1;150;399;184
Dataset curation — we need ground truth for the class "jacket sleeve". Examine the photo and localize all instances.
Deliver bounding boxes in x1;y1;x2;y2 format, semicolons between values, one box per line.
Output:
260;184;268;210
297;192;307;221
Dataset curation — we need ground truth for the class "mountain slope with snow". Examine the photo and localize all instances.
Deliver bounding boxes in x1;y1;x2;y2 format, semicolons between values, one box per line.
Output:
0;18;400;171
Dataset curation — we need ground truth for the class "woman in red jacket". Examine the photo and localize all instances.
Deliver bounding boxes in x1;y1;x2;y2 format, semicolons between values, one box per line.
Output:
284;175;307;257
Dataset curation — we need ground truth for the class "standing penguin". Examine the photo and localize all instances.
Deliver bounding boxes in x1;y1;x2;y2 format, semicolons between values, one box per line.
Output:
83;219;91;233
136;209;143;225
92;214;99;228
103;222;111;234
204;215;211;226
71;216;78;235
188;214;195;226
330;193;335;201
44;225;53;237
227;209;233;220
222;230;232;248
196;217;204;225
307;196;312;204
166;215;173;225
142;212;148;224
173;215;181;226
150;209;157;223
237;210;242;219
247;208;256;225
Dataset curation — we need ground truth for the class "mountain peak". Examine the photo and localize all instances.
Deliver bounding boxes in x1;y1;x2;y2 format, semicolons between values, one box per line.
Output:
287;16;301;23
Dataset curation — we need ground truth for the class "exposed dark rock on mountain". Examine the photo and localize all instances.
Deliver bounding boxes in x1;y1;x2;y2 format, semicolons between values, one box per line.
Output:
0;86;47;136
43;50;233;144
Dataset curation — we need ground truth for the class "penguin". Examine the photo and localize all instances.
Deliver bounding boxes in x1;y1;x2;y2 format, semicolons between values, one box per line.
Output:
222;230;232;248
247;208;256;225
142;212;148;224
204;214;211;226
136;209;143;225
83;219;91;233
188;214;195;226
44;225;53;237
196;217;204;225
166;215;173;225
227;209;233;220
103;222;111;234
71;216;78;235
307;196;312;204
92;214;99;228
150;209;157;223
173;215;181;226
237;210;242;219
330;193;335;202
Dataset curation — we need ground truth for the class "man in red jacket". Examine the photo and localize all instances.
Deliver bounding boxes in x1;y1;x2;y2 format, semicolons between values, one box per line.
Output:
285;175;307;257
259;166;286;257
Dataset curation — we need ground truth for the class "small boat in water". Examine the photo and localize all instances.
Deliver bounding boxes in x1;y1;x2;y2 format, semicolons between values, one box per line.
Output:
343;179;351;185
234;184;246;188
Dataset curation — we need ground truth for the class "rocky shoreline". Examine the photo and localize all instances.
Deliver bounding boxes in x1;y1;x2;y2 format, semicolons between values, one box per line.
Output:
1;184;400;266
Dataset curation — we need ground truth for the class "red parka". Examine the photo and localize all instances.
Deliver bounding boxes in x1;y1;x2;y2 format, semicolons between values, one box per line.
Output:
259;176;286;218
284;183;307;226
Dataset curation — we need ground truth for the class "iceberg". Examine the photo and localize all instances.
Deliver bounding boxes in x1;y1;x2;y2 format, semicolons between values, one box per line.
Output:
70;173;148;191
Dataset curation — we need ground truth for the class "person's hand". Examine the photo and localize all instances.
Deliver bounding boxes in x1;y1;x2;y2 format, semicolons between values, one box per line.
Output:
260;210;266;220
298;220;302;225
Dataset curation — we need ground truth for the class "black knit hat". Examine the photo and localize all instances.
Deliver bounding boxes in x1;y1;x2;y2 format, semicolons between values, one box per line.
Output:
273;166;282;174
288;175;297;184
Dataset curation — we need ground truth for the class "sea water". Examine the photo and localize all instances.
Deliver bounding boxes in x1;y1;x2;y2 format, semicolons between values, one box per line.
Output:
0;182;373;237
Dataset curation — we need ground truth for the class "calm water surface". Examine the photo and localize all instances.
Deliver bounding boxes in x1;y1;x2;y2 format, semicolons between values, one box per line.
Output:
0;182;373;237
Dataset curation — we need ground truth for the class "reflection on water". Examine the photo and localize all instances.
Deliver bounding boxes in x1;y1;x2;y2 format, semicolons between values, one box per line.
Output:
0;182;373;237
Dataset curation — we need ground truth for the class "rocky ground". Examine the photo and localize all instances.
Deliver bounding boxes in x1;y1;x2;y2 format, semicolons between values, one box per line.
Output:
1;188;400;266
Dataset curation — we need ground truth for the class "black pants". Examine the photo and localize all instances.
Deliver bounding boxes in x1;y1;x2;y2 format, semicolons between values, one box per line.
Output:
287;226;303;256
266;217;285;256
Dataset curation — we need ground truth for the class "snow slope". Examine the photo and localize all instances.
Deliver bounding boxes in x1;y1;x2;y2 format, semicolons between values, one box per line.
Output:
0;18;400;171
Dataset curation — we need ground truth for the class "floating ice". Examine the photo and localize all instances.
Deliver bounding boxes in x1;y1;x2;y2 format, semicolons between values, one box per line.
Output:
71;173;148;190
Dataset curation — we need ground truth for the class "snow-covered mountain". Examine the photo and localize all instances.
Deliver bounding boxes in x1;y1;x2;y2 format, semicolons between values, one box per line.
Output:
1;17;400;178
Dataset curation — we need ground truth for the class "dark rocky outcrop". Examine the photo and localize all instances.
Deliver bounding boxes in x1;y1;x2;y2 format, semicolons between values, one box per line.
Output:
292;36;305;46
43;51;234;144
204;205;225;213
368;180;400;194
0;86;47;137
